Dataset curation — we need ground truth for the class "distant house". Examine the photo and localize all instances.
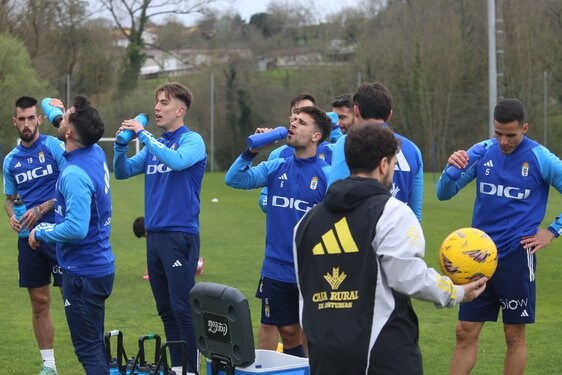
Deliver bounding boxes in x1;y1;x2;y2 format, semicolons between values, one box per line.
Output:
257;48;324;71
326;39;356;62
112;28;158;48
140;48;253;78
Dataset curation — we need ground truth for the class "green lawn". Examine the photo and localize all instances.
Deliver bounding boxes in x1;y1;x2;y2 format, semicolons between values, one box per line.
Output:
0;173;560;374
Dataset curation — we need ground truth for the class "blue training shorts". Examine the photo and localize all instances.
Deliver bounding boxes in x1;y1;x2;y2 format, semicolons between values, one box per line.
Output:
18;237;62;288
459;246;536;324
255;276;299;326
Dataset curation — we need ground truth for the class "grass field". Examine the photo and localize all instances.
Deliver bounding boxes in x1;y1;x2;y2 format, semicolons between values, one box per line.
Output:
0;172;560;374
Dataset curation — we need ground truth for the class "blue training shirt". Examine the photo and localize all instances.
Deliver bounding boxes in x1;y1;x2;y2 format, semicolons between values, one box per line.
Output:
35;145;114;277
226;150;330;283
437;137;562;259
258;141;333;213
113;126;206;233
328;126;424;221
3;134;66;224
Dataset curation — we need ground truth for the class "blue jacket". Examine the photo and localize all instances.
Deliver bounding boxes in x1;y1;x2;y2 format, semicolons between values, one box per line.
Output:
437;137;562;259
35;145;114;277
3;134;66;224
226;150;330;283
258;141;334;213
114;126;206;234
328;126;424;221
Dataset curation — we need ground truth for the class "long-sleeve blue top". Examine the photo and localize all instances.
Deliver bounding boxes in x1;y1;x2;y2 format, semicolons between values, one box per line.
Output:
3;134;66;224
437;137;562;259
258;141;334;213
35;145;114;277
328;126;424;221
226;150;330;283
113;126;206;233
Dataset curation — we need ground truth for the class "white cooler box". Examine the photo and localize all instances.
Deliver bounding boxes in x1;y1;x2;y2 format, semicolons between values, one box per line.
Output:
206;350;309;375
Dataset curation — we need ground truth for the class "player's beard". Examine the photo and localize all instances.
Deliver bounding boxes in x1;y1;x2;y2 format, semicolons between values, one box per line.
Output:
19;127;37;143
382;169;394;190
57;126;67;143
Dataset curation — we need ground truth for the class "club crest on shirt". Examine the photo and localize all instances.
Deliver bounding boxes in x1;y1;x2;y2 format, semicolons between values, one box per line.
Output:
521;162;529;177
310;177;318;190
38;151;45;163
318;153;325;160
170;143;177;150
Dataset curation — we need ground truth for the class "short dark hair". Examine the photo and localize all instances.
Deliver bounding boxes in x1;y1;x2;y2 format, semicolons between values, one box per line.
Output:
294;106;332;144
494;98;525;125
353;83;392;121
133;216;145;238
69;96;105;146
15;96;38;114
331;93;353;110
156;82;193;111
290;93;316;110
345;124;399;174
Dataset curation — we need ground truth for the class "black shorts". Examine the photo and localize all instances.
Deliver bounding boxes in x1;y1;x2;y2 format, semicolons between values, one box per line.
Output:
17;237;62;288
255;276;299;326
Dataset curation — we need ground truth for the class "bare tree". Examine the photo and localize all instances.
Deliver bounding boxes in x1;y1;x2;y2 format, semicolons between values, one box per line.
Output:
98;0;215;91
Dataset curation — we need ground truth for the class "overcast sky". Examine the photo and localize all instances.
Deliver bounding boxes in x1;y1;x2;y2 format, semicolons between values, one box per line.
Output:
229;0;357;22
90;0;361;26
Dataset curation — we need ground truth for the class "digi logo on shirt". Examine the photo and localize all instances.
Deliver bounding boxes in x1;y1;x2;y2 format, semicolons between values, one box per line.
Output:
479;182;531;200
146;163;172;175
271;196;313;213
15;165;54;184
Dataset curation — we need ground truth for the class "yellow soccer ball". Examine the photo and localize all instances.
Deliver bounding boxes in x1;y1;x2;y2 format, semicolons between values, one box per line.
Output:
438;227;498;285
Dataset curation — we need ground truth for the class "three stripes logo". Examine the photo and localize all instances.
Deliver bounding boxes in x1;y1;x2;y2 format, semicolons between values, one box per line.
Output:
312;217;359;255
484;160;494;168
172;260;183;268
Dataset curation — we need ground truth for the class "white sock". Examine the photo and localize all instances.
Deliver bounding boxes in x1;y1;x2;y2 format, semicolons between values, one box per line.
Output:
40;349;56;370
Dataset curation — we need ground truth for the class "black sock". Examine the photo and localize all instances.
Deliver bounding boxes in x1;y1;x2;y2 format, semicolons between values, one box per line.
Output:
283;344;305;357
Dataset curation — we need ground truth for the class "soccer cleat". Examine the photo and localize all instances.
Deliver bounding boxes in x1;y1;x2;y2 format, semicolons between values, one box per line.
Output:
38;366;58;375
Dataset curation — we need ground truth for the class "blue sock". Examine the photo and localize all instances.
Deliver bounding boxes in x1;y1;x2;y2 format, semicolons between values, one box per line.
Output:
283;344;305;358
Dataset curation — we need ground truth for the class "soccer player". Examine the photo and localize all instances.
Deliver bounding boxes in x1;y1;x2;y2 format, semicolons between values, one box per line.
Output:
293;124;487;375
436;98;562;375
328;82;424;221
225;106;332;357
330;93;354;134
29;96;114;374
258;93;334;214
113;82;206;374
3;96;65;375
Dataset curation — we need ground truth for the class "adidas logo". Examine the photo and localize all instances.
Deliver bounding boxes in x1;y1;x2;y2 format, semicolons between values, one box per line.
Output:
483;160;494;168
278;173;288;180
64;299;71;307
520;310;529;317
14;162;21;168
172;260;183;268
312;217;359;255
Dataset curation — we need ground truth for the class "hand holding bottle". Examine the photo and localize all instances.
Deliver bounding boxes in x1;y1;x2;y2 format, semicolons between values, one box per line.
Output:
41;98;65;128
247;126;288;149
445;143;487;180
116;113;149;145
